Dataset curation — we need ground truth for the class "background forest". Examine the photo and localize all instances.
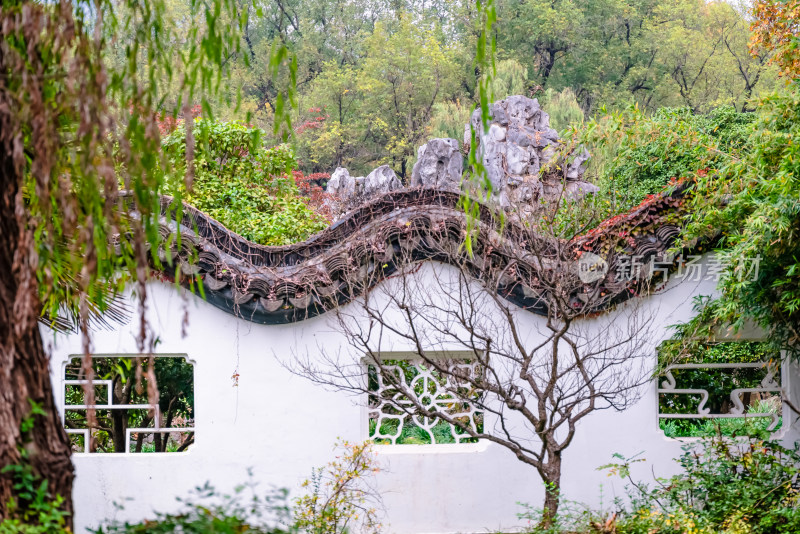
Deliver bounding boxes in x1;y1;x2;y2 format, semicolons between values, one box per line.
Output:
164;0;783;178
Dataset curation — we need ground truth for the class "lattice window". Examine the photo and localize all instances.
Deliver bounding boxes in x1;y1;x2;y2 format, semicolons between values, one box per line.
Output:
367;359;484;445
657;342;783;438
63;355;195;454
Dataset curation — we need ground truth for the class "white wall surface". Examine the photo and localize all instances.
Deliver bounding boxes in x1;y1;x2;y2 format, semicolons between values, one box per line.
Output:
42;260;794;534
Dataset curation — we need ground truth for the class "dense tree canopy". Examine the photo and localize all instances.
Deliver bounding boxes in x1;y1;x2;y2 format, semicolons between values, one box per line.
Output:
204;0;782;176
679;89;800;353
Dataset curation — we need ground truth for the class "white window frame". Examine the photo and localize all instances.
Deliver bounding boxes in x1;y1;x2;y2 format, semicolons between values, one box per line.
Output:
61;353;196;455
363;351;489;453
656;345;789;441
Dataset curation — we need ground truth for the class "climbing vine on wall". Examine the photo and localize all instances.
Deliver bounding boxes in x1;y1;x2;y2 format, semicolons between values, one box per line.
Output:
580;105;755;221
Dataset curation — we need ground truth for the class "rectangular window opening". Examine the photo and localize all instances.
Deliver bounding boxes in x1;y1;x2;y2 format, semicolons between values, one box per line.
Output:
63;355;195;454
657;341;782;438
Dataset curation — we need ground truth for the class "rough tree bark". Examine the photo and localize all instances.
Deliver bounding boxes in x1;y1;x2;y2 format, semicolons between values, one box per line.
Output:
540;449;562;527
0;147;75;523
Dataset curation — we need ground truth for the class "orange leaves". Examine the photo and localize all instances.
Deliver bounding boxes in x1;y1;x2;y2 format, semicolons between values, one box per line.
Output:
750;0;800;79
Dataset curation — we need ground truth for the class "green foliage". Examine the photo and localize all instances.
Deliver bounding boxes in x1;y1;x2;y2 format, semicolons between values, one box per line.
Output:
659;406;780;440
293;63;360;171
292;14;462;177
11;0;248;332
269;40;299;142
607;438;800;534
429;99;473;141
516;485;619;534
355;17;460;176
490;59;529;101
368;418;478;445
581;105;755;219
201;0;783;177
682;88;800;351
0;402;70;534
94;479;292;534
658;339;773;369
539;87;584;134
0;464;69;534
496;0;778;114
294;440;382;534
163;119;328;246
656;342;780;439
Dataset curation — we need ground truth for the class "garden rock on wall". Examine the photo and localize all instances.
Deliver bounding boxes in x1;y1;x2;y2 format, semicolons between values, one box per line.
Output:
465;95;596;206
326;95;595;219
364;165;403;196
410;137;463;190
326;165;403;219
326;167;357;199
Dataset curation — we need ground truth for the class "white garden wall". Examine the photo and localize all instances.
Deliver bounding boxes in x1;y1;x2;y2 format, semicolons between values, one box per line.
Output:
43;259;799;533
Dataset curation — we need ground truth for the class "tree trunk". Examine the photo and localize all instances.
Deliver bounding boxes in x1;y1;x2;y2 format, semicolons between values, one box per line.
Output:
111;410;128;453
0;146;75;525
111;376;129;452
154;429;163;452
539;452;563;529
135;414;154;453
539;46;559;88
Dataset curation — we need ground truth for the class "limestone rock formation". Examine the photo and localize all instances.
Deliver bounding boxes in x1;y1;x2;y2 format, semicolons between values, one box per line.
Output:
464;95;591;206
565;180;600;198
410;138;463;190
566;147;591;180
326;95;595;220
327;167;356;198
326;165;402;219
363;165;402;196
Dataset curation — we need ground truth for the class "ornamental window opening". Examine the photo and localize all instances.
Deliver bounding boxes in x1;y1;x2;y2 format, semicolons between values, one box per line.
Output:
62;355;195;454
367;357;484;445
657;341;783;438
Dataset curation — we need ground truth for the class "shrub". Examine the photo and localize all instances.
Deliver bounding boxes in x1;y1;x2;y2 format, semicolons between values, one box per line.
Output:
294;440;382;534
490;59;529;102
0;403;71;534
517;487;619;534
659;405;780;440
539;87;584;134
605;438;800;534
680;88;800;354
429;99;473;141
0;463;70;534
93;478;292;534
92;442;382;534
163;119;328;246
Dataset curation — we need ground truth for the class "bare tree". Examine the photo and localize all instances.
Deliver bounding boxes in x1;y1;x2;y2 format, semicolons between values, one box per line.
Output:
290;190;670;527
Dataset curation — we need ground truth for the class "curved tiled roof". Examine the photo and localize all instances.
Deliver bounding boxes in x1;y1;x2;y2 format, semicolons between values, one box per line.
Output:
150;185;689;324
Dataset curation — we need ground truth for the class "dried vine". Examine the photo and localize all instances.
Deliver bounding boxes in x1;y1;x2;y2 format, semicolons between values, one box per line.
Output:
144;182;691;324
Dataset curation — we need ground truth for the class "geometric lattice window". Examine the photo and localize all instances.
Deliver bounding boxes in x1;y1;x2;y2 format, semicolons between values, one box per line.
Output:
63;355;194;453
657;342;782;438
367;358;483;445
